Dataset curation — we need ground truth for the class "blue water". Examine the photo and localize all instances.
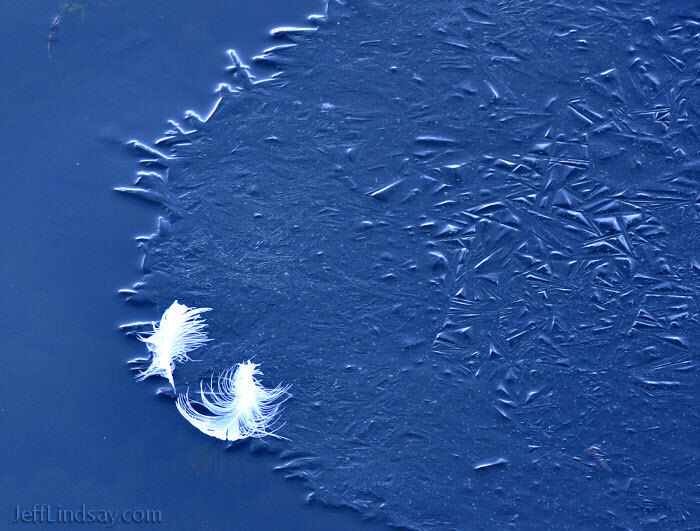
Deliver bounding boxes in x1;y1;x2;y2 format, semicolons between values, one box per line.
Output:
0;1;383;529
121;0;700;529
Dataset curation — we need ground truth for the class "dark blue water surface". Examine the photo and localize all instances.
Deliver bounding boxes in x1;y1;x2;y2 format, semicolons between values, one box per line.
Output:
1;1;384;529
120;0;700;529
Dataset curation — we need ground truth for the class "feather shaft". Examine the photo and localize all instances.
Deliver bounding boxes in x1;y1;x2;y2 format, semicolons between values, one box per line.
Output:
176;361;290;441
135;300;211;390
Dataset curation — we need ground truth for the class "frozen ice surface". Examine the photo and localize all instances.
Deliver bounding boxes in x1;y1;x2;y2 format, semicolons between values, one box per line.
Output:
122;0;699;528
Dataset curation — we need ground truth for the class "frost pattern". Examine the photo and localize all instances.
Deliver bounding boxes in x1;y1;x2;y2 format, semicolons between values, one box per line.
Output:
122;0;699;528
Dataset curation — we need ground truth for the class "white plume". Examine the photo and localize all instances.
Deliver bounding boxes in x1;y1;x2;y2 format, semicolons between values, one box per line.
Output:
176;361;290;442
135;300;211;390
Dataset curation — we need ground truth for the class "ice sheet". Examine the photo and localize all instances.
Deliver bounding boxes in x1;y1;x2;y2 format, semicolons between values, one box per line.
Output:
122;0;699;527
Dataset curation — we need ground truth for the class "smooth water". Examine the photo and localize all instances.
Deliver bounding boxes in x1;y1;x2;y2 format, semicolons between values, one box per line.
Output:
122;0;699;529
0;1;382;529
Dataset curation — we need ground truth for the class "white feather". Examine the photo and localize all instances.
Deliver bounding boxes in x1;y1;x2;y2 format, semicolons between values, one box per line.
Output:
176;361;290;441
135;300;211;390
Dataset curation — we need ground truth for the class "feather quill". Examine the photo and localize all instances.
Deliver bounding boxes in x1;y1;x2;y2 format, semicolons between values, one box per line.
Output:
176;361;290;441
135;300;211;390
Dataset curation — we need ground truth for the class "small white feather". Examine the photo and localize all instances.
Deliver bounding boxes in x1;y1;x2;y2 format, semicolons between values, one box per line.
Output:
135;300;211;390
176;361;290;442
